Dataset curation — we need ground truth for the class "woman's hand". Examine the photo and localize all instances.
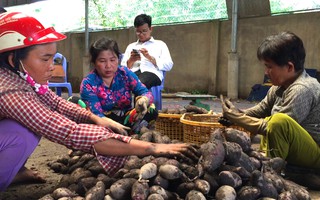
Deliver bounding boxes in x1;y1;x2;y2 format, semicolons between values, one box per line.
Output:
100;117;131;135
150;143;200;164
90;113;131;135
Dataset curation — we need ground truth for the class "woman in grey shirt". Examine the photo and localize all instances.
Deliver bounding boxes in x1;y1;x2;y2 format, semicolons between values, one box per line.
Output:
221;31;320;171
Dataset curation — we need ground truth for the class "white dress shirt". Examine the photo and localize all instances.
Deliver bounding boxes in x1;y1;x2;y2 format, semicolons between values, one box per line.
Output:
121;37;173;81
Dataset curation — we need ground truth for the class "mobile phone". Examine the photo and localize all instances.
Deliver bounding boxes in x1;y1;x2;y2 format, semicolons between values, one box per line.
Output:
132;49;140;54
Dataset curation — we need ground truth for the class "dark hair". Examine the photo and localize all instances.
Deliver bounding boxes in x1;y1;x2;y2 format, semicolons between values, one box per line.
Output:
89;37;121;64
257;31;305;72
0;46;35;73
0;7;7;14
134;14;152;28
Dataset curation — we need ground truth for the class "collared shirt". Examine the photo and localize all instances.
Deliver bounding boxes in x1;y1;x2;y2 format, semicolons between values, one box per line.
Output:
121;37;173;81
0;67;131;175
245;70;320;144
80;66;153;117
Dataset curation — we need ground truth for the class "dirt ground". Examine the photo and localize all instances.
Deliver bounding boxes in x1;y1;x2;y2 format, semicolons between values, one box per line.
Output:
0;138;69;200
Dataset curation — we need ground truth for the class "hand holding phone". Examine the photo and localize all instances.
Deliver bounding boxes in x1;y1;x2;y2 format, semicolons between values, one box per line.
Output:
132;49;140;54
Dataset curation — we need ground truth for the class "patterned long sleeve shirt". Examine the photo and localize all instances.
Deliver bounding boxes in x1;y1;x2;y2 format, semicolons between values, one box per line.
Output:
80;66;153;117
245;70;320;144
0;67;131;175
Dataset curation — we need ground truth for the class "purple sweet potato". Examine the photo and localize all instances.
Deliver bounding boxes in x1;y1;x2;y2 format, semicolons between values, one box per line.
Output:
149;185;175;200
150;157;169;167
249;156;261;169
194;179;211;195
223;141;242;165
278;191;298;200
235;152;256;173
150;174;169;189
184;104;209;114
262;157;287;173
110;178;137;199
203;172;220;194
199;136;225;174
263;171;285;193
218;164;251;180
290;188;310;200
85;181;105;200
131;180;150;200
147;193;165;200
139;131;153;142
158;164;190;181
237;186;261;200
176;182;196;198
152;131;171;143
224;128;251;152
185;190;206;200
182;164;199;180
124;155;143;170
251;170;278;198
51;187;78;199
123;169;141;179
218;170;242;188
215;185;236;200
138;163;158;181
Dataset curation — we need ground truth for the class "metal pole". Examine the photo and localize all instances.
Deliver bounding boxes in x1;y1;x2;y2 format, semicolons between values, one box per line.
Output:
82;0;90;78
84;0;89;54
231;0;238;53
227;0;239;99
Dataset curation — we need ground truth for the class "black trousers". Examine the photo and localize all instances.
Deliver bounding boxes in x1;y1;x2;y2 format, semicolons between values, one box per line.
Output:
135;70;161;89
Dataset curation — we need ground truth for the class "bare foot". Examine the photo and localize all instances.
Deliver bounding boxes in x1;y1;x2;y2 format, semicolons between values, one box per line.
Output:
11;167;46;185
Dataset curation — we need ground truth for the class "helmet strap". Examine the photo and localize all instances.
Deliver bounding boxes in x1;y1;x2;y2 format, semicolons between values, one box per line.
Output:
18;60;49;95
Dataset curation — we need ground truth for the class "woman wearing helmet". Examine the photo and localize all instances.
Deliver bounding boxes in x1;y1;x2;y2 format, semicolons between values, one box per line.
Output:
0;12;198;191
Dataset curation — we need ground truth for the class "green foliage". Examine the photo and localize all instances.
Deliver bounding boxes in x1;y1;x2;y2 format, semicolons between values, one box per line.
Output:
85;0;227;29
77;0;320;31
270;0;320;14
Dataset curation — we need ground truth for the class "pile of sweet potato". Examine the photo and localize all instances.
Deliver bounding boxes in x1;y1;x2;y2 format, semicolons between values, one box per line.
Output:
39;128;311;200
159;104;209;114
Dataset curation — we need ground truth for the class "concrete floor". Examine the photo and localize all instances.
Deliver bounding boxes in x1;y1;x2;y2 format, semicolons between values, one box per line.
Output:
162;94;256;113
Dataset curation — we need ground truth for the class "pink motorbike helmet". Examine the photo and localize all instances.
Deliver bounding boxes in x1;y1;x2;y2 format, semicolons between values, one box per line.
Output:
0;11;66;53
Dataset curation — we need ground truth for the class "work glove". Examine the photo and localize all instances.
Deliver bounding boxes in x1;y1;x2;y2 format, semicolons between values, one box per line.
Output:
135;96;149;120
220;94;267;136
218;116;234;127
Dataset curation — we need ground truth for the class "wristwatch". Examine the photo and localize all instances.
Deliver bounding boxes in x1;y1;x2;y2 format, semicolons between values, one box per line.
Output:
149;56;157;66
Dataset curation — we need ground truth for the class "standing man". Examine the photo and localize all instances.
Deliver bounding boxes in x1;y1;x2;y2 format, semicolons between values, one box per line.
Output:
121;14;173;89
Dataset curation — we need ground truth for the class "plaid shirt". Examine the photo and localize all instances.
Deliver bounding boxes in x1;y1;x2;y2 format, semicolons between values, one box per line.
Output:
0;67;131;175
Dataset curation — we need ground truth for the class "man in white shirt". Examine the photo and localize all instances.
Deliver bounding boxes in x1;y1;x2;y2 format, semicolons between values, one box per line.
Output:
121;14;173;89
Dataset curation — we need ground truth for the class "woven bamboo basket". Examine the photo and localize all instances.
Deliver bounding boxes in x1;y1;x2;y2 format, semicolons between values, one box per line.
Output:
180;113;250;145
155;113;184;141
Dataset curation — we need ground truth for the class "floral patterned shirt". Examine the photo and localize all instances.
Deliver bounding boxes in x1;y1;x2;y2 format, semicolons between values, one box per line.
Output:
80;66;153;117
